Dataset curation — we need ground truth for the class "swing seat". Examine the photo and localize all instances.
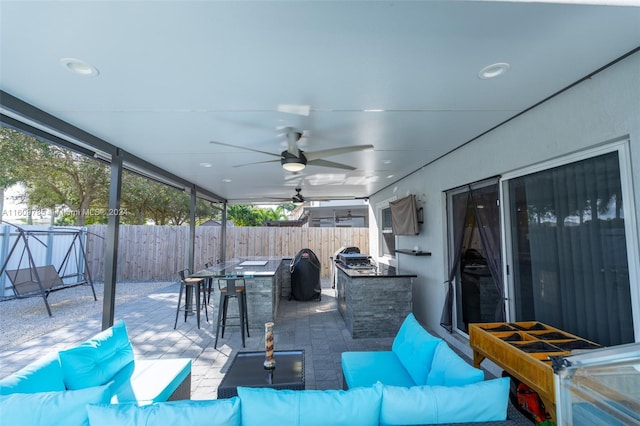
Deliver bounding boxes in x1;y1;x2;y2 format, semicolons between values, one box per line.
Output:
6;265;65;296
5;265;96;316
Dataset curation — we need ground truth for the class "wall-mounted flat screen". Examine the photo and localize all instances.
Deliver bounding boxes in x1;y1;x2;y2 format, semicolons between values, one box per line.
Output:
390;194;419;235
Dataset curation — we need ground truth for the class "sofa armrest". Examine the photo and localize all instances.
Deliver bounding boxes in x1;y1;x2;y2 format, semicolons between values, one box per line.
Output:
426;341;484;386
109;358;192;405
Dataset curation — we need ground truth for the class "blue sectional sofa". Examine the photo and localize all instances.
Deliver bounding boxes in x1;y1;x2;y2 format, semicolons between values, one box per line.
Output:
342;313;485;389
83;380;512;426
0;318;513;426
0;320;191;426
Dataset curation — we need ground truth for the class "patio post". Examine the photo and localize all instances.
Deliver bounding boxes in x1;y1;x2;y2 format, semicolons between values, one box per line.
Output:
102;148;122;330
220;203;227;263
188;186;196;272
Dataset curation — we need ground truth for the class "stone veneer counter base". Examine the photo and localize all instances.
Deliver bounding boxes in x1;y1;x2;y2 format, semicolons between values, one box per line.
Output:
336;264;415;338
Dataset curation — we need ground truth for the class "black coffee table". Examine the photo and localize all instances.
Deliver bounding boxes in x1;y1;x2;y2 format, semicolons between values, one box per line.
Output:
217;350;305;398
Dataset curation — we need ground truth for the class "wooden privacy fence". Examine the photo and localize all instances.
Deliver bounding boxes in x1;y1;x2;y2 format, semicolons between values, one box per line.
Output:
85;225;369;281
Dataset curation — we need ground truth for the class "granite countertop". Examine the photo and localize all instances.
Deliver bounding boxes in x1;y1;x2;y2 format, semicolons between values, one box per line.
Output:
336;263;417;278
193;257;286;278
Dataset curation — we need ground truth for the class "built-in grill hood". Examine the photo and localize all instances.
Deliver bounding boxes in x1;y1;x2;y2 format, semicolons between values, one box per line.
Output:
336;253;375;269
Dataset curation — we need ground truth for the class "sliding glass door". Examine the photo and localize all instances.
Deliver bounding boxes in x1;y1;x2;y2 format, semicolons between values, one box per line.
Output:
505;150;634;346
446;141;637;345
447;181;503;334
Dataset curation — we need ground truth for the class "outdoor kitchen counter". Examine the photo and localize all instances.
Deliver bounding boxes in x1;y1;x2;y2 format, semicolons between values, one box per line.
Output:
336;263;415;338
197;258;292;330
336;263;417;278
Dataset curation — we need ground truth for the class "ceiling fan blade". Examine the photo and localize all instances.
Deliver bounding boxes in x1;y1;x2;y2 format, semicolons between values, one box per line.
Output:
262;197;295;202
277;104;310;116
210;140;282;158
304;144;374;161
233;159;281;168
307;159;356;170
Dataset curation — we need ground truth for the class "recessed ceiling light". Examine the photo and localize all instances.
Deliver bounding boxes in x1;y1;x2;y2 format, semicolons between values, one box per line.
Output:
386;174;394;179
478;62;510;79
222;178;232;183
199;162;212;168
60;58;99;76
364;109;385;112
383;160;392;164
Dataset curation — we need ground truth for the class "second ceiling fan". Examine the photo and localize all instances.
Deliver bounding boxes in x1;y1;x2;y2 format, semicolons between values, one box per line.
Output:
210;127;373;172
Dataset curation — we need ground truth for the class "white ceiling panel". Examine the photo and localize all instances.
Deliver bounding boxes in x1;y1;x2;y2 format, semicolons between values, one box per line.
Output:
1;1;639;202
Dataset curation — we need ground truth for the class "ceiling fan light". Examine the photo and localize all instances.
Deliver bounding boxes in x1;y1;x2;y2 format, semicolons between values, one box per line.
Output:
282;161;306;172
281;152;307;172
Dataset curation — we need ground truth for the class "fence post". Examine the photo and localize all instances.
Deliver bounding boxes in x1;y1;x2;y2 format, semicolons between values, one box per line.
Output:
0;224;9;296
46;226;54;266
79;227;87;279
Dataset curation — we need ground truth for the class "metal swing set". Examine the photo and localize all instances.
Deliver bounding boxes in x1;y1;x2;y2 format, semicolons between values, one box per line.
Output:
0;221;97;316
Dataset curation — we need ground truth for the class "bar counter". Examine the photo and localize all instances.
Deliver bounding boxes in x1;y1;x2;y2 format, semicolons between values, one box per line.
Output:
195;258;291;330
335;263;415;338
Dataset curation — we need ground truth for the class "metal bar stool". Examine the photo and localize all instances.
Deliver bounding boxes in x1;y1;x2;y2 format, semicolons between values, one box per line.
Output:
214;277;250;348
174;268;209;329
204;261;215;305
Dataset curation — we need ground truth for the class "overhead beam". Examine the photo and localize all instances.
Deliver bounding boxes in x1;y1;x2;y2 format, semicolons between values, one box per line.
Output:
0;114;95;158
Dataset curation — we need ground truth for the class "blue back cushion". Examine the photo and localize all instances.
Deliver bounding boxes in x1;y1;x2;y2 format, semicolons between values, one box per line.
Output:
391;313;441;385
87;399;241;426
238;384;383;426
380;378;510;425
341;351;415;388
59;320;134;390
0;352;65;394
0;384;111;426
426;341;484;386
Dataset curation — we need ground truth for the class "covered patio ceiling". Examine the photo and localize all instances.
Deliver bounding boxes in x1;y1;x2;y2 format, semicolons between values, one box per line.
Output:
1;1;639;204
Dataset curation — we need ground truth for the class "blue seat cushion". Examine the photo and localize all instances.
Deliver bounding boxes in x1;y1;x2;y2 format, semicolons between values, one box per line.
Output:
237;384;382;426
59;320;134;390
379;378;510;425
0;352;65;394
87;398;240;426
109;358;191;405
0;384;111;426
426;341;484;386
341;351;415;388
391;313;441;385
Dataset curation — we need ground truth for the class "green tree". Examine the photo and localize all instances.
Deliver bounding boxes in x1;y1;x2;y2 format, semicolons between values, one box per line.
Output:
121;173;165;225
2;127;268;227
1;127;41;217
123;176;220;225
227;204;290;226
1;127;109;225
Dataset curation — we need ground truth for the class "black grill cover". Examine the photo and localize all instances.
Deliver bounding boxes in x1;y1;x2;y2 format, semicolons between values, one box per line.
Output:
290;248;322;301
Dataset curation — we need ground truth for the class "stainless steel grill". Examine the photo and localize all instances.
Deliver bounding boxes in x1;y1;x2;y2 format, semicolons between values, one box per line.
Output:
336;253;376;270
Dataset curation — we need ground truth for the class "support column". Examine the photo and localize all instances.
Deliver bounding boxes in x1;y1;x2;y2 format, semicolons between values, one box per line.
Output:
220;203;227;263
188;186;196;272
102;149;122;330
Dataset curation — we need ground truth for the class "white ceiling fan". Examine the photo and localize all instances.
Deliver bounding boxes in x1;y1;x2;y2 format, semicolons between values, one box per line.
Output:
210;127;373;172
258;187;363;205
335;209;366;222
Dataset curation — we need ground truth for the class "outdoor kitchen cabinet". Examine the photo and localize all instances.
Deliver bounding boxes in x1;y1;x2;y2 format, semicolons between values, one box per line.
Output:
335;263;415;339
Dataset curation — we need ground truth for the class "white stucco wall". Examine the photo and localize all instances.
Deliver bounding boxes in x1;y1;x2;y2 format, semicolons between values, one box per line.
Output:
369;51;640;363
